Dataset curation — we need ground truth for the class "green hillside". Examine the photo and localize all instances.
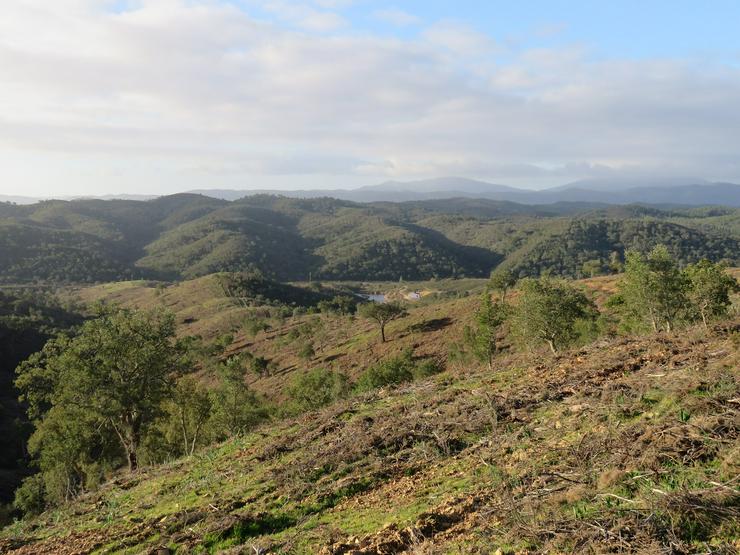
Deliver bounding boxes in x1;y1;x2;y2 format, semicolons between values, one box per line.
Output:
1;196;739;284
0;289;82;502
2;317;737;554
1;252;737;553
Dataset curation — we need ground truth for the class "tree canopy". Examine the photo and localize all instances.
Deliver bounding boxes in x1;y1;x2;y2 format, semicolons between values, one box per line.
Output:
15;307;184;502
618;245;690;332
512;277;596;353
684;259;740;327
463;292;507;369
358;302;408;343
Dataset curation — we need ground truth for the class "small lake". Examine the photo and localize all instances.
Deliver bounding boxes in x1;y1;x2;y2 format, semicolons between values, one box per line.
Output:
360;293;386;303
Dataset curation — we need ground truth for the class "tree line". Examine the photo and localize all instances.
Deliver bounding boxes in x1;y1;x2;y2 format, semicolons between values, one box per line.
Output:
462;246;738;367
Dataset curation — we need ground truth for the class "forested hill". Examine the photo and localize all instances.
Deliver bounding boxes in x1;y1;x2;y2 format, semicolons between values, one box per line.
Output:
0;290;82;502
0;195;738;283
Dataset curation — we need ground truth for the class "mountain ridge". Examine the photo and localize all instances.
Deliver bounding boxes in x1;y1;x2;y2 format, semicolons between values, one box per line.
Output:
186;178;740;206
0;194;738;284
6;177;740;206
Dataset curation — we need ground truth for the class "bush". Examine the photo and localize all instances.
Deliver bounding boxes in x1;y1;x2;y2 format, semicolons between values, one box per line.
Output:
412;358;444;379
355;351;415;392
297;342;315;361
286;368;349;413
14;474;46;516
209;357;270;438
211;333;234;354
244;319;270;337
250;356;269;378
511;276;597;353
317;295;357;315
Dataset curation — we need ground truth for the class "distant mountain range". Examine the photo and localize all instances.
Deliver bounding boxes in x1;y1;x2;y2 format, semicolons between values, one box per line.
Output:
0;193;157;205
187;177;740;206
0;195;41;205
3;177;740;206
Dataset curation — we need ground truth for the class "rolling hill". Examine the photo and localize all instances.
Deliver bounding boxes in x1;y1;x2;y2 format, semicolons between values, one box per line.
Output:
2;299;737;553
0;195;738;284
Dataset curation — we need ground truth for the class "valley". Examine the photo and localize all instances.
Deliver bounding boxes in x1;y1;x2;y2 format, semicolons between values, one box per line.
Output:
1;196;738;554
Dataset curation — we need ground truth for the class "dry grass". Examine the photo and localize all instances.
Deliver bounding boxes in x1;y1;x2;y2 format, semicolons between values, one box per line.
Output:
1;314;738;554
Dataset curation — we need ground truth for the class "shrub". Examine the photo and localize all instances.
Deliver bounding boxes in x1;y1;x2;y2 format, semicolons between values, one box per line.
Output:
211;333;234;354
617;246;690;333
286;368;350;413
297;342;315;361
412;358;444;379
209;357;269;438
511;276;597;353
684;259;739;327
250;356;269;378
463;292;507;370
355;351;415;392
14;474;46;516
244;319;270;337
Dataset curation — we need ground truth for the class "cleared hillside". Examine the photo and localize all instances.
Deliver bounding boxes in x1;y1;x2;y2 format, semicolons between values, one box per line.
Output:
65;271;740;398
1;317;737;554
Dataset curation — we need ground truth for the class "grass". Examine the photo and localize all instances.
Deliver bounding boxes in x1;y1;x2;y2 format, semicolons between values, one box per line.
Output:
3;277;738;553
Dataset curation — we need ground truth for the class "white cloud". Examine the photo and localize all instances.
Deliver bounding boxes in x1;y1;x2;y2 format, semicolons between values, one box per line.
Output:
1;0;740;196
422;21;497;57
312;0;354;8
372;8;420;27
261;1;347;31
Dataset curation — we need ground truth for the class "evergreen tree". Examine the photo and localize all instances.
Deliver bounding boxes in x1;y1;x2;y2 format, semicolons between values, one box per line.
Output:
684;260;739;327
618;245;690;332
463;292;507;369
209;356;268;438
358;302;408;343
16;308;183;474
512;277;596;353
489;269;517;302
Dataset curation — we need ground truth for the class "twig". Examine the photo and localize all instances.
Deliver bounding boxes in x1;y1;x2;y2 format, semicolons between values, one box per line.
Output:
596;493;636;504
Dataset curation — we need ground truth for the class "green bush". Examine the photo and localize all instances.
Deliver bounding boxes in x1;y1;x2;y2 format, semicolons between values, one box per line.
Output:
355;351;415;392
14;474;46;516
412;358;444;379
250;356;269;378
211;333;234;354
297;342;315;361
244;319;270;337
286;368;349;413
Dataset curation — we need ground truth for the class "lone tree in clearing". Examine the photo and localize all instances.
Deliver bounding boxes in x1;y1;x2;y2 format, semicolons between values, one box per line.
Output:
512;276;596;353
358;301;407;343
489;268;517;302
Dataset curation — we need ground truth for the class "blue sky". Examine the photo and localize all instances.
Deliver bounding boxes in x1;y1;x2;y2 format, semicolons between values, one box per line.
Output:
2;0;740;196
241;1;740;61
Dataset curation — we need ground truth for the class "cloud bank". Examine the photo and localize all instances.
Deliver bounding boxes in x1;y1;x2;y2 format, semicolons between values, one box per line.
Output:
1;0;740;195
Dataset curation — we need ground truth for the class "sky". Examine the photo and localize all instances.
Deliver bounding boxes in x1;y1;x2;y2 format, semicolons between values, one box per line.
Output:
2;1;740;197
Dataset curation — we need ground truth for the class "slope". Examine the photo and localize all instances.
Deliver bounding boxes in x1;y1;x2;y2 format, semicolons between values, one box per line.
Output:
1;317;737;554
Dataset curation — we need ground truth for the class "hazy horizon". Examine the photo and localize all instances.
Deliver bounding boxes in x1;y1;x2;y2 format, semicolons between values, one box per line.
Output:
3;1;740;197
4;174;735;202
